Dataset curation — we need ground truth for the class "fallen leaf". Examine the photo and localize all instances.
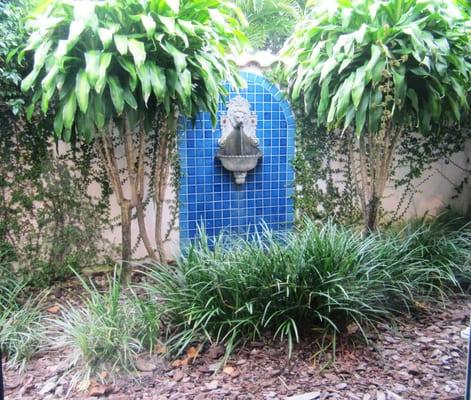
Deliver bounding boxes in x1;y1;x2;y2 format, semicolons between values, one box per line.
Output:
98;371;108;381
223;366;235;375
136;358;157;372
155;343;167;354
47;305;60;314
89;384;111;397
173;369;184;382
207;343;225;359
171;359;182;368
347;323;359;335
205;380;219;390
186;346;199;358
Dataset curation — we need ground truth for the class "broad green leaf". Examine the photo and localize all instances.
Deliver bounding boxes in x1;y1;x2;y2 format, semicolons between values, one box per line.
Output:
114;35;128;55
98;28;113;49
41;65;59;91
123;87;138;109
164;0;179;13
118;57;138;90
69;20;85;42
85;51;101;86
92;94;105;129
317;75;331;119
53;111;63;136
128;39;146;67
320;58;338;83
355;90;370;135
179;69;192;98
62;91;77;131
352;66;366;109
108;76;125;114
148;63;166;100
32;40;53;72
365;44;381;82
159;16;176;35
74;1;95;21
21;69;40;92
137;64;152;105
392;65;406;108
336;74;354;119
76;69;91;113
141;15;156;37
164;42;187;73
95;53;113;93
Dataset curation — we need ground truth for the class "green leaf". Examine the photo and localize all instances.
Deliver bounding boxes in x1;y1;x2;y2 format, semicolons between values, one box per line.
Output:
62;91;77;132
92;94;105;129
98;28;113;49
141;15;156;37
392;65;406;109
164;0;180;13
148;63;166;100
53;111;63;136
365;44;382;82
108;76;125;114
128;39;146;67
123;87;138;109
355;90;370;135
320;58;338;83
118;57;138;91
159;16;176;35
114;35;128;55
164;42;187;73
85;51;101;86
137;64;152;105
317;75;331;120
69;20;85;42
75;69;91;113
352;66;366;109
179;69;192;98
95;53;113;93
21;69;40;92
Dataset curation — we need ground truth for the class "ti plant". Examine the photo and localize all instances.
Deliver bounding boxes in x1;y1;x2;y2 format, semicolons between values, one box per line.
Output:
283;0;471;232
21;0;246;268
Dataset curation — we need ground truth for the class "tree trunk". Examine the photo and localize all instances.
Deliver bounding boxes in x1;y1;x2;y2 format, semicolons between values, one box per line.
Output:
364;195;380;235
120;201;132;282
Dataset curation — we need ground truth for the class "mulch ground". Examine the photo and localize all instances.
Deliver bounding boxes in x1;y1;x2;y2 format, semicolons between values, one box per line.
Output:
4;295;470;400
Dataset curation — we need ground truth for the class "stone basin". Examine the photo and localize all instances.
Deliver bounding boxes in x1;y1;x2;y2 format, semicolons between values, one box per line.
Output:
216;151;262;184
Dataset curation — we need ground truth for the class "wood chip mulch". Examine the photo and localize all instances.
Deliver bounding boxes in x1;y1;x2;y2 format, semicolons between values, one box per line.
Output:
4;296;470;400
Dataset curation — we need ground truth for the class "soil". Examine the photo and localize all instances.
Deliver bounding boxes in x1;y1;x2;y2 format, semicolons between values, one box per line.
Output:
3;294;470;400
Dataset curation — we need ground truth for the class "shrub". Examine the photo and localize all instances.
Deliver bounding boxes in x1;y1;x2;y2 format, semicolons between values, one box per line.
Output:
145;218;471;359
49;269;160;388
4;159;112;287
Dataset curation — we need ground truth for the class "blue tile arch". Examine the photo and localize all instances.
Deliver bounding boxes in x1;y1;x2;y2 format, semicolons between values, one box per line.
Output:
179;71;296;244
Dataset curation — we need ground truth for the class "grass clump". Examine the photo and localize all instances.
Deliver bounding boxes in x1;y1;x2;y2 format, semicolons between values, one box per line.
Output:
0;267;45;371
145;217;471;359
49;269;160;388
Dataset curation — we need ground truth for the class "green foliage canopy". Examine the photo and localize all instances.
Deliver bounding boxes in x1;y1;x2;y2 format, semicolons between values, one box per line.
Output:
21;0;247;142
283;0;471;135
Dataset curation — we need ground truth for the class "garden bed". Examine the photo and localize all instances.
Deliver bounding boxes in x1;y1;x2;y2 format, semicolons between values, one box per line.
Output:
4;295;469;400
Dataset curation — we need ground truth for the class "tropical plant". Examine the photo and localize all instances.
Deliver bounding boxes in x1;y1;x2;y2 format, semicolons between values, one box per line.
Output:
283;0;471;232
235;0;304;52
21;0;246;270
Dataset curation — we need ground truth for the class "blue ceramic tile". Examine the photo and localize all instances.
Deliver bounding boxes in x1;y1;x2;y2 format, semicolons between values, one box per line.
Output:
179;72;295;243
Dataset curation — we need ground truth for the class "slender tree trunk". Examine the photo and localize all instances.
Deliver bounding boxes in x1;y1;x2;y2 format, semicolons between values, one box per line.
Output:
120;201;132;282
